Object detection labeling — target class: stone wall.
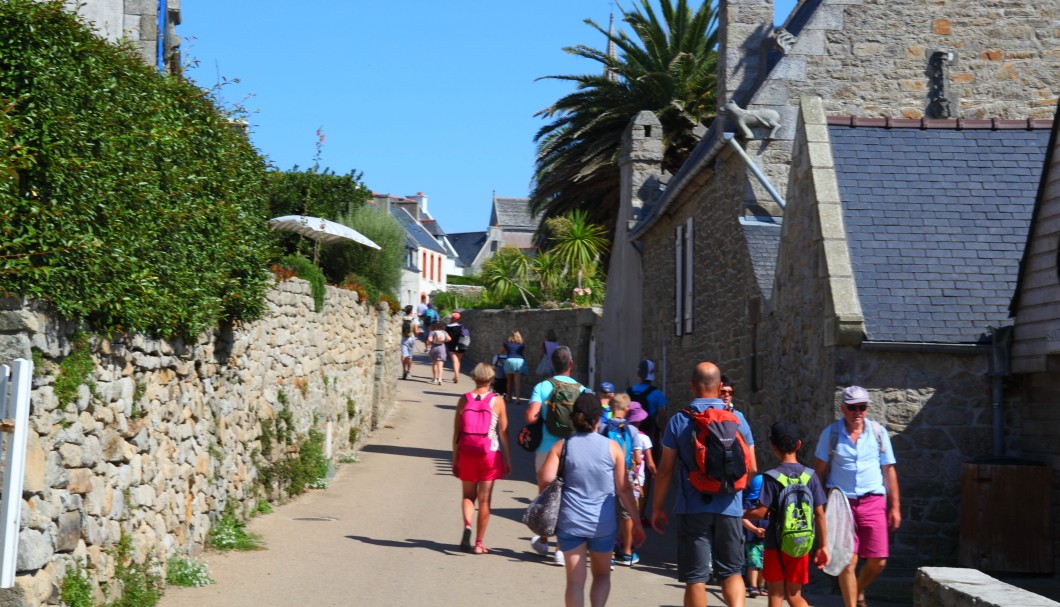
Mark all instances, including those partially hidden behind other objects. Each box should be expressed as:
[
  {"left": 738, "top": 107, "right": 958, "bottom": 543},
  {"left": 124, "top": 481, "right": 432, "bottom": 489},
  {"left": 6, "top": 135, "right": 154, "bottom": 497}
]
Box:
[
  {"left": 0, "top": 278, "right": 399, "bottom": 605},
  {"left": 457, "top": 309, "right": 597, "bottom": 389}
]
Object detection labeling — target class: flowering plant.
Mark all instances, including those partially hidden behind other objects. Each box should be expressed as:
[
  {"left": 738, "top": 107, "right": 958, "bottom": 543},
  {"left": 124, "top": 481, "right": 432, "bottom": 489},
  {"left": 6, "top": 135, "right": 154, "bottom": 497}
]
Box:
[{"left": 572, "top": 287, "right": 593, "bottom": 306}]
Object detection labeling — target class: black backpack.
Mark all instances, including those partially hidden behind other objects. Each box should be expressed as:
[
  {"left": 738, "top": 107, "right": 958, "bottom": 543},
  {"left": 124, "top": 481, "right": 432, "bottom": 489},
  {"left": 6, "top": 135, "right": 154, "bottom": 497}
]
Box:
[{"left": 401, "top": 318, "right": 413, "bottom": 337}]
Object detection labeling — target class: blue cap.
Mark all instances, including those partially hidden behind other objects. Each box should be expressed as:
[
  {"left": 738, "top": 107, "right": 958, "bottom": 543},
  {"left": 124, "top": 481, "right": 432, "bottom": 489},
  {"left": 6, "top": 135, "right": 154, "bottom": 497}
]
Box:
[{"left": 597, "top": 381, "right": 615, "bottom": 394}]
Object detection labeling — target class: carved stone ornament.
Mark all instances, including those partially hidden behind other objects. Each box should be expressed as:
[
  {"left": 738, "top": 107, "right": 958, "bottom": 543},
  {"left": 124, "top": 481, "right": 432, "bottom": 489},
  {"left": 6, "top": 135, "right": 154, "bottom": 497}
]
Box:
[
  {"left": 722, "top": 100, "right": 782, "bottom": 140},
  {"left": 775, "top": 28, "right": 796, "bottom": 54}
]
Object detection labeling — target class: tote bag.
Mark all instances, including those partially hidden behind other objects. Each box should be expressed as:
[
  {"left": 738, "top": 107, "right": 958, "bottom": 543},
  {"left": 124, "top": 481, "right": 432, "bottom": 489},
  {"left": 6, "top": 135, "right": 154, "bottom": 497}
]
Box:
[
  {"left": 522, "top": 440, "right": 567, "bottom": 536},
  {"left": 823, "top": 487, "right": 855, "bottom": 576}
]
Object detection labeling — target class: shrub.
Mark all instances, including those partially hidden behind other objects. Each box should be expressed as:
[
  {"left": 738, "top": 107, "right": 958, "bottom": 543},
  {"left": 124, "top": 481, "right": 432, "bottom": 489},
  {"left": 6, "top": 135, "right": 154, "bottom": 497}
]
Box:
[
  {"left": 165, "top": 557, "right": 214, "bottom": 588},
  {"left": 59, "top": 561, "right": 94, "bottom": 607},
  {"left": 108, "top": 533, "right": 163, "bottom": 607},
  {"left": 319, "top": 205, "right": 404, "bottom": 298},
  {"left": 207, "top": 509, "right": 263, "bottom": 551},
  {"left": 0, "top": 0, "right": 273, "bottom": 337},
  {"left": 277, "top": 255, "right": 326, "bottom": 312}
]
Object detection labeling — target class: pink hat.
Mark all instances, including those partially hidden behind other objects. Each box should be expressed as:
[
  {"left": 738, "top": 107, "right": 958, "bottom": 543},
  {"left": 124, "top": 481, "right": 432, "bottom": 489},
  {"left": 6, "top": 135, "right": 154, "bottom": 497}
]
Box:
[{"left": 627, "top": 401, "right": 648, "bottom": 424}]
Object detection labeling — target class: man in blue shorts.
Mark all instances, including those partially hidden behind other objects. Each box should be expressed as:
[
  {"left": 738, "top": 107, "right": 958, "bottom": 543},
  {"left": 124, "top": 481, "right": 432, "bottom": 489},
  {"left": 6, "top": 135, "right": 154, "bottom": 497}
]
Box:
[{"left": 652, "top": 362, "right": 757, "bottom": 607}]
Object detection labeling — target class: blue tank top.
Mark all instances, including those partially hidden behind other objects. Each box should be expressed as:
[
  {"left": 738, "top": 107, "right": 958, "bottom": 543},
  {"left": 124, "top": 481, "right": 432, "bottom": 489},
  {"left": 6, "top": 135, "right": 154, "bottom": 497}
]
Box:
[
  {"left": 557, "top": 432, "right": 617, "bottom": 538},
  {"left": 504, "top": 342, "right": 525, "bottom": 358}
]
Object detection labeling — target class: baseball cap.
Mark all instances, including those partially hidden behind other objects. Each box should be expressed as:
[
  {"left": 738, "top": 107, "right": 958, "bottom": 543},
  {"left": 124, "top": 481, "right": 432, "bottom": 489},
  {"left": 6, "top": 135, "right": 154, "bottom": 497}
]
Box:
[
  {"left": 450, "top": 312, "right": 461, "bottom": 321},
  {"left": 770, "top": 421, "right": 801, "bottom": 452},
  {"left": 637, "top": 359, "right": 656, "bottom": 381},
  {"left": 842, "top": 385, "right": 869, "bottom": 404},
  {"left": 597, "top": 381, "right": 615, "bottom": 394},
  {"left": 573, "top": 392, "right": 603, "bottom": 420},
  {"left": 627, "top": 401, "right": 648, "bottom": 424}
]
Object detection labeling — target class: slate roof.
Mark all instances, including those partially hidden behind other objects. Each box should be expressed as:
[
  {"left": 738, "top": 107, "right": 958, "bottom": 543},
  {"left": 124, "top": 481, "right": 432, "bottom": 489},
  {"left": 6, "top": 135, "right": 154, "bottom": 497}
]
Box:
[
  {"left": 829, "top": 125, "right": 1051, "bottom": 344},
  {"left": 420, "top": 218, "right": 447, "bottom": 238},
  {"left": 489, "top": 197, "right": 538, "bottom": 229},
  {"left": 448, "top": 231, "right": 487, "bottom": 268},
  {"left": 740, "top": 217, "right": 782, "bottom": 300},
  {"left": 389, "top": 206, "right": 445, "bottom": 254}
]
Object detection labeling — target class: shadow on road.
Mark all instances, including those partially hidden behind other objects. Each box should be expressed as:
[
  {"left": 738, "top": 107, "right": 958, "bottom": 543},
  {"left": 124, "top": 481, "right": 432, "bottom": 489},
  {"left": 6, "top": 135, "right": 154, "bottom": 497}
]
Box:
[
  {"left": 344, "top": 535, "right": 458, "bottom": 555},
  {"left": 433, "top": 403, "right": 456, "bottom": 411}
]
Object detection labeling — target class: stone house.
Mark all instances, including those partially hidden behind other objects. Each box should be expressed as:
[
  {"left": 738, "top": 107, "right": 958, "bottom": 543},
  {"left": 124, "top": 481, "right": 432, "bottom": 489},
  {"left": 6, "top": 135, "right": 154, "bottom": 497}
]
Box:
[
  {"left": 597, "top": 0, "right": 1059, "bottom": 568},
  {"left": 448, "top": 195, "right": 542, "bottom": 275},
  {"left": 63, "top": 0, "right": 182, "bottom": 73},
  {"left": 372, "top": 193, "right": 451, "bottom": 307},
  {"left": 1009, "top": 102, "right": 1060, "bottom": 572}
]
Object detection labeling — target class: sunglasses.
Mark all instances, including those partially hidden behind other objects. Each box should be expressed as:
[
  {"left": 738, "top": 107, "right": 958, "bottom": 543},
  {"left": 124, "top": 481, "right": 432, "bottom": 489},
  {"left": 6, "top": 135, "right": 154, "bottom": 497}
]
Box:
[
  {"left": 845, "top": 404, "right": 868, "bottom": 412},
  {"left": 720, "top": 390, "right": 734, "bottom": 396}
]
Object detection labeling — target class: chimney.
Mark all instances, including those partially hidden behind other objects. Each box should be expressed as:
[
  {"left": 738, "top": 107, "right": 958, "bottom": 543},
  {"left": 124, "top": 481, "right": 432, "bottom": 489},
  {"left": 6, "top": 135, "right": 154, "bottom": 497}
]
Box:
[
  {"left": 408, "top": 192, "right": 429, "bottom": 216},
  {"left": 717, "top": 0, "right": 774, "bottom": 107}
]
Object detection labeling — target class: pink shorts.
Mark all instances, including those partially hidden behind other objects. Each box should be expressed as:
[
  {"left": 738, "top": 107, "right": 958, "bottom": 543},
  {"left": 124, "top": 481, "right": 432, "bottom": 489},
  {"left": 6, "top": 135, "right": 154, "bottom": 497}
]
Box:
[
  {"left": 849, "top": 494, "right": 889, "bottom": 558},
  {"left": 456, "top": 450, "right": 503, "bottom": 482},
  {"left": 763, "top": 548, "right": 809, "bottom": 584}
]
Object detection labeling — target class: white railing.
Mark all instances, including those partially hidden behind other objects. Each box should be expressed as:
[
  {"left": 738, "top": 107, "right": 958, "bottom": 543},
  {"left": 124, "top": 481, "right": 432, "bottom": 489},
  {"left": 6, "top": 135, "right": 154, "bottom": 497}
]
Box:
[{"left": 0, "top": 360, "right": 32, "bottom": 588}]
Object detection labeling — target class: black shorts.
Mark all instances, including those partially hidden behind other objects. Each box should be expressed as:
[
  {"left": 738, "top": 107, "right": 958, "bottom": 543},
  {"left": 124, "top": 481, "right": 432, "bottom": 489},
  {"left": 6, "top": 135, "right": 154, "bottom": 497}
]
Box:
[{"left": 676, "top": 512, "right": 745, "bottom": 583}]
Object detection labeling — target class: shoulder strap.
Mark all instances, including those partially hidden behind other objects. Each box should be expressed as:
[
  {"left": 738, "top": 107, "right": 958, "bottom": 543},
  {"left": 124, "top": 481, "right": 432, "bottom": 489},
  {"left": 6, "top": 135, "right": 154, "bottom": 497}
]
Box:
[
  {"left": 828, "top": 419, "right": 843, "bottom": 464},
  {"left": 869, "top": 419, "right": 886, "bottom": 455}
]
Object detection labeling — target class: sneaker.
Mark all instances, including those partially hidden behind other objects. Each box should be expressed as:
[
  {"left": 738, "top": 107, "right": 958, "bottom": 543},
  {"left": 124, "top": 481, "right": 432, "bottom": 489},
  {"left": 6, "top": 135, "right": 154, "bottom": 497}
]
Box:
[
  {"left": 553, "top": 550, "right": 565, "bottom": 566},
  {"left": 402, "top": 371, "right": 409, "bottom": 380},
  {"left": 530, "top": 535, "right": 549, "bottom": 556},
  {"left": 616, "top": 553, "right": 639, "bottom": 566}
]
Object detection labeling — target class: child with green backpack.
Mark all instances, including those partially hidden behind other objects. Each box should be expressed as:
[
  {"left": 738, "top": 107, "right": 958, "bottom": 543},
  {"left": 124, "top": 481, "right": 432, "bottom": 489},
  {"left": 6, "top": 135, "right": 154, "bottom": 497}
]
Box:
[{"left": 745, "top": 421, "right": 829, "bottom": 607}]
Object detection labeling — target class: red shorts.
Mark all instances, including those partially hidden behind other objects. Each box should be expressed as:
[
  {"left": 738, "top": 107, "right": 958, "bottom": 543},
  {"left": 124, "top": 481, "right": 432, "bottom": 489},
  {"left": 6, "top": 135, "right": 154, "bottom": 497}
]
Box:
[
  {"left": 456, "top": 450, "right": 503, "bottom": 482},
  {"left": 763, "top": 548, "right": 809, "bottom": 584}
]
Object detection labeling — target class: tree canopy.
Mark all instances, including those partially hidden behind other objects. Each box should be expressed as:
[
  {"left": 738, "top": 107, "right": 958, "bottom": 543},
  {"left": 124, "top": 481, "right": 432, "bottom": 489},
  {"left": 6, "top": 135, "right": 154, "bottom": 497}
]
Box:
[{"left": 530, "top": 0, "right": 718, "bottom": 235}]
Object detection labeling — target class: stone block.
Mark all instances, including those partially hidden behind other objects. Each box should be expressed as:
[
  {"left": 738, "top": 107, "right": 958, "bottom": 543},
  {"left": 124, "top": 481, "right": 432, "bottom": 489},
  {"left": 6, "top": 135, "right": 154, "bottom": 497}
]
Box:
[
  {"left": 22, "top": 431, "right": 46, "bottom": 494},
  {"left": 55, "top": 512, "right": 81, "bottom": 553},
  {"left": 0, "top": 311, "right": 37, "bottom": 333},
  {"left": 67, "top": 469, "right": 93, "bottom": 494},
  {"left": 0, "top": 334, "right": 31, "bottom": 367},
  {"left": 16, "top": 529, "right": 52, "bottom": 572},
  {"left": 933, "top": 19, "right": 952, "bottom": 35},
  {"left": 914, "top": 567, "right": 1060, "bottom": 607}
]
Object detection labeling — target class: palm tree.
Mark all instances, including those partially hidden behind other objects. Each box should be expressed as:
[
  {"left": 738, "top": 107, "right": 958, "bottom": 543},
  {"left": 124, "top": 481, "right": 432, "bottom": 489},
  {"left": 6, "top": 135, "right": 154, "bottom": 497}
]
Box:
[
  {"left": 480, "top": 247, "right": 533, "bottom": 308},
  {"left": 531, "top": 0, "right": 718, "bottom": 232},
  {"left": 530, "top": 250, "right": 565, "bottom": 303},
  {"left": 547, "top": 210, "right": 609, "bottom": 288}
]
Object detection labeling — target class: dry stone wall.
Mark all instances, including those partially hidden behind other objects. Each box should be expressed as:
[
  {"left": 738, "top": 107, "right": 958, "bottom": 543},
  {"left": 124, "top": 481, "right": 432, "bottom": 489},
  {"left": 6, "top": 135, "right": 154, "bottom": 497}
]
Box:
[{"left": 0, "top": 278, "right": 398, "bottom": 605}]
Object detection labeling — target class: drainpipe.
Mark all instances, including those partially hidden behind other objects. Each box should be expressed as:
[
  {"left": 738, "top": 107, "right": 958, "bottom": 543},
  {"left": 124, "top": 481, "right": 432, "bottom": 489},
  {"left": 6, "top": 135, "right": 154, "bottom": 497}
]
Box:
[
  {"left": 723, "top": 133, "right": 786, "bottom": 209},
  {"left": 987, "top": 326, "right": 1013, "bottom": 458},
  {"left": 156, "top": 0, "right": 167, "bottom": 73}
]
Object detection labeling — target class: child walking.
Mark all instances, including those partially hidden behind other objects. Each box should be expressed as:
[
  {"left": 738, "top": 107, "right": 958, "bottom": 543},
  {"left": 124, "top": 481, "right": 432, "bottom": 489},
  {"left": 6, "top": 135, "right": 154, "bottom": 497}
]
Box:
[
  {"left": 743, "top": 472, "right": 768, "bottom": 598},
  {"left": 745, "top": 421, "right": 829, "bottom": 607}
]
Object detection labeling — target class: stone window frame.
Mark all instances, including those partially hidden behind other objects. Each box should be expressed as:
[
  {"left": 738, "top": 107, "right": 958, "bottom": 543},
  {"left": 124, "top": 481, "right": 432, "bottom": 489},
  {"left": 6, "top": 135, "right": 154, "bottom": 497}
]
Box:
[{"left": 674, "top": 216, "right": 694, "bottom": 335}]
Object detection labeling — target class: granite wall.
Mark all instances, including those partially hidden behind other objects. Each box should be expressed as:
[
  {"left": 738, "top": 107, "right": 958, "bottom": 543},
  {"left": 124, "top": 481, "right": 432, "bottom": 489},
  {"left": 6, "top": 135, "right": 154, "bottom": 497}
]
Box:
[{"left": 0, "top": 278, "right": 399, "bottom": 605}]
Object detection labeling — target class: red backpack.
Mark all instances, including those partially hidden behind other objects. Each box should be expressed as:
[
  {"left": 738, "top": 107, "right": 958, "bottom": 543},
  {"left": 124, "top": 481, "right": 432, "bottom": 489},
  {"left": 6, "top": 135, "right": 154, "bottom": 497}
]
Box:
[
  {"left": 458, "top": 392, "right": 495, "bottom": 456},
  {"left": 683, "top": 406, "right": 750, "bottom": 494}
]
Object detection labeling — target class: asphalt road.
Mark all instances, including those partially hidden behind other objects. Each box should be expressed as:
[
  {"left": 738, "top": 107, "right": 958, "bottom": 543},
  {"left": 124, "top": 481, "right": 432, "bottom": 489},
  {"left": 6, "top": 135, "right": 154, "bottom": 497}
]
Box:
[{"left": 159, "top": 352, "right": 890, "bottom": 607}]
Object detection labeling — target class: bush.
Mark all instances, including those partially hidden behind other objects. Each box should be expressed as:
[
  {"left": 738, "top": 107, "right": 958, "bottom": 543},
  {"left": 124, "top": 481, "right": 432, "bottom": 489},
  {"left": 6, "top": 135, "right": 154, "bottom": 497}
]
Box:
[
  {"left": 278, "top": 255, "right": 326, "bottom": 312},
  {"left": 165, "top": 557, "right": 214, "bottom": 588},
  {"left": 0, "top": 0, "right": 273, "bottom": 337},
  {"left": 318, "top": 205, "right": 404, "bottom": 298},
  {"left": 59, "top": 562, "right": 94, "bottom": 607},
  {"left": 207, "top": 509, "right": 263, "bottom": 551}
]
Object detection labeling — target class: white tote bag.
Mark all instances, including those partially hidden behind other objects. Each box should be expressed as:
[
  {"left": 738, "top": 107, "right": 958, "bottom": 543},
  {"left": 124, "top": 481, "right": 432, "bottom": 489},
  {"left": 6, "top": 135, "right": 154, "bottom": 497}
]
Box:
[{"left": 823, "top": 488, "right": 855, "bottom": 576}]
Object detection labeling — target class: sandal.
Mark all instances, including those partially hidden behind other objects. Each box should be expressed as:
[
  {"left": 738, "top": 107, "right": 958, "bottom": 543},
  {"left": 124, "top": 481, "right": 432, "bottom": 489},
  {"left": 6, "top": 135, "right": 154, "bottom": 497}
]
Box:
[
  {"left": 459, "top": 528, "right": 473, "bottom": 553},
  {"left": 473, "top": 540, "right": 489, "bottom": 554},
  {"left": 857, "top": 599, "right": 869, "bottom": 607}
]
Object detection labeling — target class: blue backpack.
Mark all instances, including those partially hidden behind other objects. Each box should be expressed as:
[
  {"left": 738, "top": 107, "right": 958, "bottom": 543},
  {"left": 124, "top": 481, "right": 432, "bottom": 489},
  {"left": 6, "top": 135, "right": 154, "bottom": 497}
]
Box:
[{"left": 600, "top": 417, "right": 635, "bottom": 469}]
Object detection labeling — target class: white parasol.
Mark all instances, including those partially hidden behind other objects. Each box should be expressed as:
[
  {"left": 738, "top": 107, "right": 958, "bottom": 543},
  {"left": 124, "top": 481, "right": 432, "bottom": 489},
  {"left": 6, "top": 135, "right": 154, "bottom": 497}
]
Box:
[{"left": 268, "top": 215, "right": 381, "bottom": 250}]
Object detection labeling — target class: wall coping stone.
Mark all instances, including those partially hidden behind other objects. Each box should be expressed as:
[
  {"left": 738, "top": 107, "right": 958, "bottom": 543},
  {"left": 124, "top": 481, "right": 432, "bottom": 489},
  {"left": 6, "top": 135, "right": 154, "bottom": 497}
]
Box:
[{"left": 914, "top": 567, "right": 1060, "bottom": 607}]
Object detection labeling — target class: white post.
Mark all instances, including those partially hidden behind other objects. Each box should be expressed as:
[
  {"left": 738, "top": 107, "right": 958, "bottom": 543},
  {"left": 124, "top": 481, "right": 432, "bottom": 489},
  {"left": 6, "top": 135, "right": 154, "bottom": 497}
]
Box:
[{"left": 0, "top": 359, "right": 33, "bottom": 588}]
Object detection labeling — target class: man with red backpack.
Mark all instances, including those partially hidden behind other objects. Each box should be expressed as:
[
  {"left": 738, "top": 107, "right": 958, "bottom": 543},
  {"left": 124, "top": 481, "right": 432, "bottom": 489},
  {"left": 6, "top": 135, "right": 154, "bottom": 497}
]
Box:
[{"left": 652, "top": 362, "right": 757, "bottom": 607}]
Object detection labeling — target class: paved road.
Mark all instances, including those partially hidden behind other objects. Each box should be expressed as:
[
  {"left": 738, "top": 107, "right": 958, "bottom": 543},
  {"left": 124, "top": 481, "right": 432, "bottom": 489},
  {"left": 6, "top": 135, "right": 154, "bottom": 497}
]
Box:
[{"left": 160, "top": 353, "right": 893, "bottom": 607}]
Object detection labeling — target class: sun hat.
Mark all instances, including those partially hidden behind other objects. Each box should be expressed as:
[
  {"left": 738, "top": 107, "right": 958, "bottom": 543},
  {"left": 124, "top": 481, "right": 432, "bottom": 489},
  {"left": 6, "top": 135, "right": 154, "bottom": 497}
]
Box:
[
  {"left": 450, "top": 312, "right": 461, "bottom": 321},
  {"left": 637, "top": 359, "right": 656, "bottom": 381},
  {"left": 627, "top": 401, "right": 648, "bottom": 424},
  {"left": 841, "top": 385, "right": 870, "bottom": 404}
]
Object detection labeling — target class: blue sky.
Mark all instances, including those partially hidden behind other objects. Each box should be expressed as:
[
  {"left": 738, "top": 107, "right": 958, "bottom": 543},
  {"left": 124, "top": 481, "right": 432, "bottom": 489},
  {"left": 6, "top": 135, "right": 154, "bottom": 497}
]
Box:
[{"left": 181, "top": 1, "right": 797, "bottom": 235}]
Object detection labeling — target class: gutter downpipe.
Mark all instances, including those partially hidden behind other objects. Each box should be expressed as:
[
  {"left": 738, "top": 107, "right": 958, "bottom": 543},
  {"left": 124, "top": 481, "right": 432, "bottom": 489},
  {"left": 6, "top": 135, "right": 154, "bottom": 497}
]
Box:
[
  {"left": 988, "top": 326, "right": 1013, "bottom": 458},
  {"left": 156, "top": 0, "right": 167, "bottom": 73},
  {"left": 723, "top": 133, "right": 786, "bottom": 209}
]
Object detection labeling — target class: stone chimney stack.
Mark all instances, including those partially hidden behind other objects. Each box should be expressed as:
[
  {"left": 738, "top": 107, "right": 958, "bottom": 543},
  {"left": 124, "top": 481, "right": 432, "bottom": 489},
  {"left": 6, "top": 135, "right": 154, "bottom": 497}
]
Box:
[
  {"left": 408, "top": 192, "right": 428, "bottom": 216},
  {"left": 620, "top": 111, "right": 665, "bottom": 222},
  {"left": 717, "top": 0, "right": 774, "bottom": 107}
]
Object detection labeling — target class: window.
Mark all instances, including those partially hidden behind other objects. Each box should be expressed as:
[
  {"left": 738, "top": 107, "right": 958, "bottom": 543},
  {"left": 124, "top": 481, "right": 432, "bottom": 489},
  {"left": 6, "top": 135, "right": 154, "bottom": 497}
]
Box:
[
  {"left": 674, "top": 217, "right": 693, "bottom": 335},
  {"left": 422, "top": 251, "right": 427, "bottom": 278}
]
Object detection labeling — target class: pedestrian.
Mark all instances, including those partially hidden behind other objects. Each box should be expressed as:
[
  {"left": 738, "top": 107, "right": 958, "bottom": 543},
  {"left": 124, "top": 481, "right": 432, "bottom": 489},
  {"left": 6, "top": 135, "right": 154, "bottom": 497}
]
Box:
[
  {"left": 651, "top": 361, "right": 757, "bottom": 607},
  {"left": 525, "top": 345, "right": 589, "bottom": 566},
  {"left": 626, "top": 399, "right": 656, "bottom": 526},
  {"left": 813, "top": 386, "right": 901, "bottom": 607},
  {"left": 425, "top": 320, "right": 450, "bottom": 385},
  {"left": 445, "top": 312, "right": 469, "bottom": 384},
  {"left": 536, "top": 328, "right": 560, "bottom": 377},
  {"left": 603, "top": 393, "right": 643, "bottom": 566},
  {"left": 596, "top": 381, "right": 616, "bottom": 419},
  {"left": 416, "top": 294, "right": 430, "bottom": 344},
  {"left": 741, "top": 472, "right": 768, "bottom": 599},
  {"left": 421, "top": 301, "right": 440, "bottom": 345},
  {"left": 399, "top": 305, "right": 420, "bottom": 381},
  {"left": 499, "top": 330, "right": 528, "bottom": 402},
  {"left": 746, "top": 421, "right": 829, "bottom": 607},
  {"left": 629, "top": 359, "right": 667, "bottom": 522},
  {"left": 453, "top": 363, "right": 511, "bottom": 554},
  {"left": 720, "top": 376, "right": 735, "bottom": 411},
  {"left": 537, "top": 392, "right": 645, "bottom": 607}
]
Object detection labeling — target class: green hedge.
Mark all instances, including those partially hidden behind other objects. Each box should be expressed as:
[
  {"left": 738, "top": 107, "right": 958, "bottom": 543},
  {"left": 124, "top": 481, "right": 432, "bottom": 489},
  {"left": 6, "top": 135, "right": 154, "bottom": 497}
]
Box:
[{"left": 0, "top": 0, "right": 273, "bottom": 337}]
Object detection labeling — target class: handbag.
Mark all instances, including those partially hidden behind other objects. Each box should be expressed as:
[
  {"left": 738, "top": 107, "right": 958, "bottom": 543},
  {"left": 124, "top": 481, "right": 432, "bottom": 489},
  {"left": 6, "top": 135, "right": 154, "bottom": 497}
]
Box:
[
  {"left": 522, "top": 440, "right": 567, "bottom": 537},
  {"left": 517, "top": 418, "right": 544, "bottom": 452}
]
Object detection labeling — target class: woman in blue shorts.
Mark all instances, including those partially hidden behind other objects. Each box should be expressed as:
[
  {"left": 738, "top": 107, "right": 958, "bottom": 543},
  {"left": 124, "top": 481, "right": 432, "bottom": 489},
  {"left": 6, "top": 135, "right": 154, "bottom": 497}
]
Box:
[
  {"left": 539, "top": 393, "right": 644, "bottom": 607},
  {"left": 498, "top": 330, "right": 528, "bottom": 401}
]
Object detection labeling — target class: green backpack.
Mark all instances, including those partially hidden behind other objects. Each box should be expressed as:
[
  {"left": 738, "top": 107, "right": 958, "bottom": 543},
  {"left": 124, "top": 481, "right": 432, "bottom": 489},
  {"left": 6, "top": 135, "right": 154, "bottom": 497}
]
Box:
[
  {"left": 543, "top": 378, "right": 583, "bottom": 438},
  {"left": 766, "top": 469, "right": 816, "bottom": 557}
]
